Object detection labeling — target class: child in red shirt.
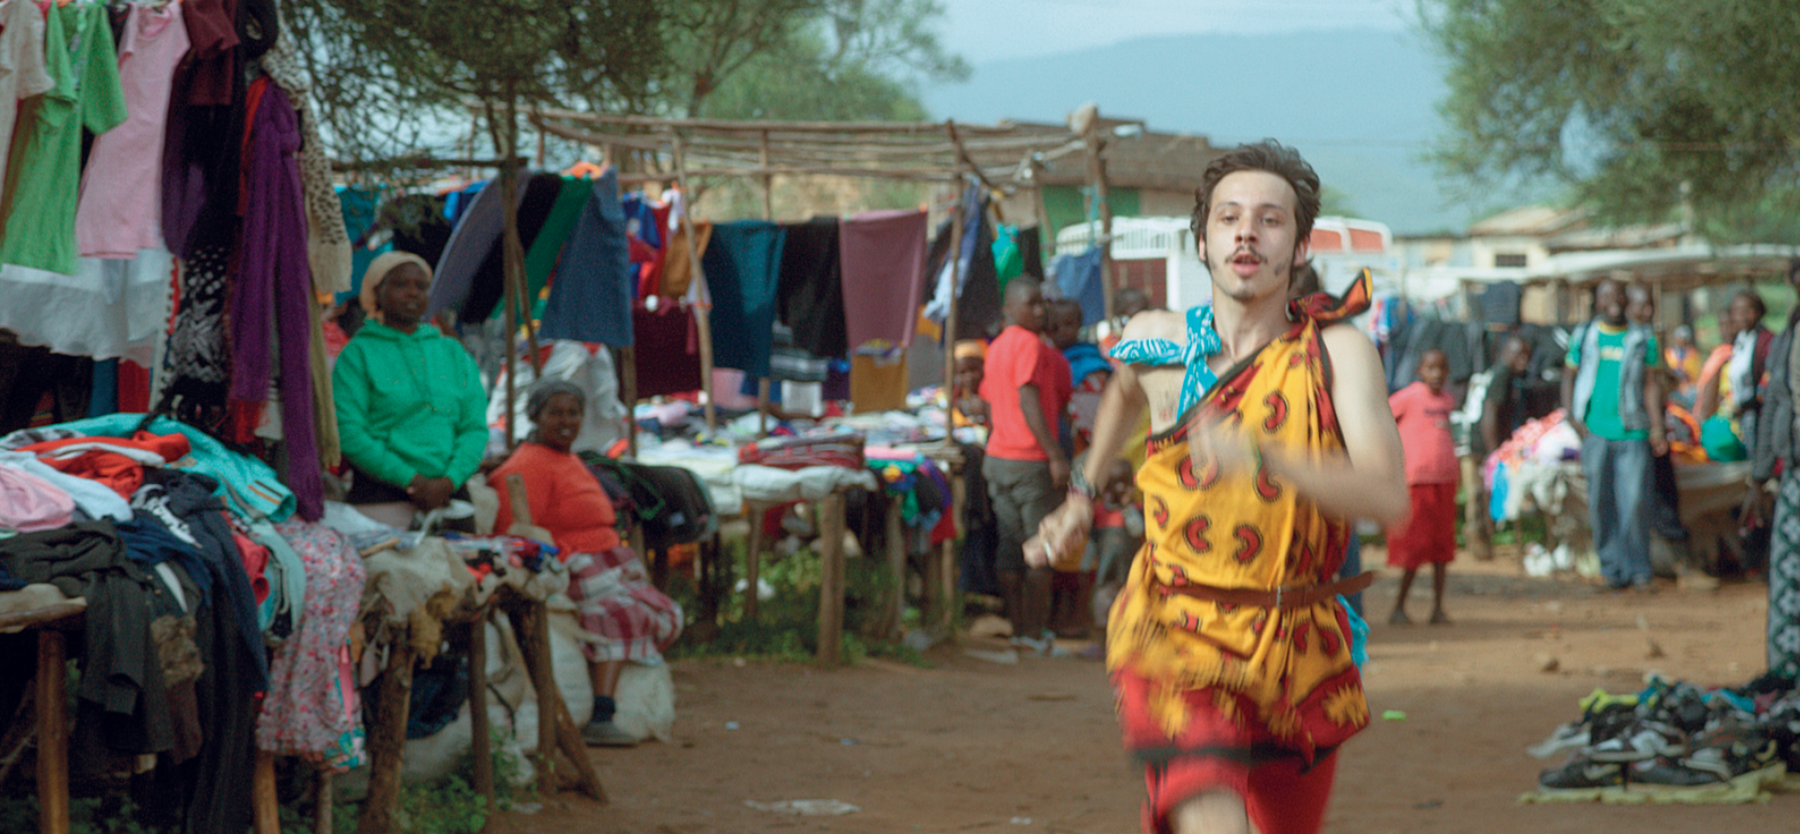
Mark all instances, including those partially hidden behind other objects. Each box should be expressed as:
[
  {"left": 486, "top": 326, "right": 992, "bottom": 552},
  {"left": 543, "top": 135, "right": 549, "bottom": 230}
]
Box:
[{"left": 1386, "top": 349, "right": 1459, "bottom": 624}]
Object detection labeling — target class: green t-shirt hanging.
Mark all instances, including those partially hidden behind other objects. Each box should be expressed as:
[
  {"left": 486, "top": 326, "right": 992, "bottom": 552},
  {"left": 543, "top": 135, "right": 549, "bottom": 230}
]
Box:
[{"left": 0, "top": 1, "right": 127, "bottom": 275}]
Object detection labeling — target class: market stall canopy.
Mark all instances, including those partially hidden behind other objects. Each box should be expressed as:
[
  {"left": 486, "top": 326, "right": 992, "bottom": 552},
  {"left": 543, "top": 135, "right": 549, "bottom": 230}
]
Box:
[
  {"left": 1522, "top": 243, "right": 1800, "bottom": 290},
  {"left": 522, "top": 108, "right": 1087, "bottom": 192}
]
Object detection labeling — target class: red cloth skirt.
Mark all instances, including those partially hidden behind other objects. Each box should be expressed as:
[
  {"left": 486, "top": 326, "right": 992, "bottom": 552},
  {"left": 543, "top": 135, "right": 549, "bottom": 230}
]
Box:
[
  {"left": 1113, "top": 667, "right": 1339, "bottom": 834},
  {"left": 1386, "top": 481, "right": 1458, "bottom": 570}
]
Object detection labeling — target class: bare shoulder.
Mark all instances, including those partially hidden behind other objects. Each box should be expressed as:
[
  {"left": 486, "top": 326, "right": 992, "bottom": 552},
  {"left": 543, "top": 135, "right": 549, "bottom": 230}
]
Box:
[
  {"left": 1121, "top": 309, "right": 1185, "bottom": 342},
  {"left": 1320, "top": 321, "right": 1381, "bottom": 376}
]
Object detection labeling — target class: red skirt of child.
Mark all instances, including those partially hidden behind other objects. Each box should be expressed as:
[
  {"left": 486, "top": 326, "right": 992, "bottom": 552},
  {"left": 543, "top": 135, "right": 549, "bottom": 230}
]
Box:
[{"left": 1386, "top": 481, "right": 1458, "bottom": 570}]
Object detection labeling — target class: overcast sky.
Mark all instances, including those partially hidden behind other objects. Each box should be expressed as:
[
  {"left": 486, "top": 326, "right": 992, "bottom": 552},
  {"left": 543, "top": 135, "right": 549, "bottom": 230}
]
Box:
[{"left": 933, "top": 0, "right": 1413, "bottom": 63}]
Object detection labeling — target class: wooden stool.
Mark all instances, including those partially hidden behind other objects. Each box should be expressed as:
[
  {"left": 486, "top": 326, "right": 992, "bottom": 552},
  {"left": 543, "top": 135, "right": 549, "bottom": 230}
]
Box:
[{"left": 1, "top": 599, "right": 88, "bottom": 834}]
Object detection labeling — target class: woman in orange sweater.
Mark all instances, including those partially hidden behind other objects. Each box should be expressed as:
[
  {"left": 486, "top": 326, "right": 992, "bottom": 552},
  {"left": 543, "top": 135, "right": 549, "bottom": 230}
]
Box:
[{"left": 490, "top": 381, "right": 683, "bottom": 747}]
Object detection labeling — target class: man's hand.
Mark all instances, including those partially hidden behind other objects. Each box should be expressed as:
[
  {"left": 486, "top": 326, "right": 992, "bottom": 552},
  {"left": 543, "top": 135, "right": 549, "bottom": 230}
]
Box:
[
  {"left": 408, "top": 475, "right": 455, "bottom": 510},
  {"left": 1048, "top": 456, "right": 1071, "bottom": 493},
  {"left": 1187, "top": 413, "right": 1259, "bottom": 480},
  {"left": 1649, "top": 434, "right": 1669, "bottom": 457},
  {"left": 1024, "top": 496, "right": 1093, "bottom": 569},
  {"left": 1741, "top": 480, "right": 1772, "bottom": 531}
]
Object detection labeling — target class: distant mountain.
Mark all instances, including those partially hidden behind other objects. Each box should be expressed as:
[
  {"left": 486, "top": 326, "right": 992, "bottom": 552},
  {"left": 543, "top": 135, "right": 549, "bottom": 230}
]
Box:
[{"left": 921, "top": 28, "right": 1534, "bottom": 236}]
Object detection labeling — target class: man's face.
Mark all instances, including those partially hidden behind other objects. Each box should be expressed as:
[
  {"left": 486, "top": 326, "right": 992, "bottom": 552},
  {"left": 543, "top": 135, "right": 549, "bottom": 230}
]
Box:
[
  {"left": 1006, "top": 284, "right": 1047, "bottom": 333},
  {"left": 1625, "top": 287, "right": 1653, "bottom": 326},
  {"left": 1595, "top": 280, "right": 1627, "bottom": 326},
  {"left": 1200, "top": 170, "right": 1308, "bottom": 305},
  {"left": 1501, "top": 339, "right": 1532, "bottom": 375}
]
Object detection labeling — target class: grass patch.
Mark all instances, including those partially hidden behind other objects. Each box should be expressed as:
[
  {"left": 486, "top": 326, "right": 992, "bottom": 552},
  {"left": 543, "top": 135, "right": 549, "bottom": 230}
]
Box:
[
  {"left": 0, "top": 727, "right": 537, "bottom": 834},
  {"left": 667, "top": 533, "right": 934, "bottom": 668}
]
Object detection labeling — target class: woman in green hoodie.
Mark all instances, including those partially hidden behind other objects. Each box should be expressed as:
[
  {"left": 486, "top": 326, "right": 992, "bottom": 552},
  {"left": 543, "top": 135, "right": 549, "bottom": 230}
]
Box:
[{"left": 333, "top": 252, "right": 488, "bottom": 528}]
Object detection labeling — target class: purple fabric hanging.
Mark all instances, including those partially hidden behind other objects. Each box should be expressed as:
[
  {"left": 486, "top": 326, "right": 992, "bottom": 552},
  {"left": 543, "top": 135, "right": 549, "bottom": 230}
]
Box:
[
  {"left": 839, "top": 208, "right": 928, "bottom": 350},
  {"left": 230, "top": 82, "right": 322, "bottom": 519}
]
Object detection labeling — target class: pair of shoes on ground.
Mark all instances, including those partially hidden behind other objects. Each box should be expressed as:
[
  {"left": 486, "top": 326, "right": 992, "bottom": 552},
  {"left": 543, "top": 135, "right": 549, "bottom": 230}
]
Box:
[
  {"left": 1539, "top": 716, "right": 1778, "bottom": 792},
  {"left": 1386, "top": 609, "right": 1450, "bottom": 626},
  {"left": 1008, "top": 631, "right": 1070, "bottom": 658},
  {"left": 582, "top": 720, "right": 639, "bottom": 747}
]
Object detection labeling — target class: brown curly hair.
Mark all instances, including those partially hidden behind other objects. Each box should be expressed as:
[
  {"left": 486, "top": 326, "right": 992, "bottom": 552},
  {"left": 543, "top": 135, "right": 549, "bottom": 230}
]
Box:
[{"left": 1189, "top": 140, "right": 1322, "bottom": 247}]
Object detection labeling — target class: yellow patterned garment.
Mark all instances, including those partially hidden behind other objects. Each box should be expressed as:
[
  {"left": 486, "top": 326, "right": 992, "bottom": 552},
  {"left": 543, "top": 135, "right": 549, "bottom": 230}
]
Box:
[{"left": 1107, "top": 289, "right": 1370, "bottom": 763}]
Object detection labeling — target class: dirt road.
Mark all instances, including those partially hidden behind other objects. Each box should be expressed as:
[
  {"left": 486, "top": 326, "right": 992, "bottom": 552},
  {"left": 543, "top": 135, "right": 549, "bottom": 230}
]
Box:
[{"left": 490, "top": 554, "right": 1794, "bottom": 833}]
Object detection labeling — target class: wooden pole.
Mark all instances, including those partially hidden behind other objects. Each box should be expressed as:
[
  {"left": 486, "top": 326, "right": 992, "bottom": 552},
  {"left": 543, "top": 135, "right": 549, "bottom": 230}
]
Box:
[
  {"left": 877, "top": 494, "right": 905, "bottom": 639},
  {"left": 941, "top": 458, "right": 965, "bottom": 633},
  {"left": 36, "top": 630, "right": 67, "bottom": 834},
  {"left": 817, "top": 491, "right": 847, "bottom": 666},
  {"left": 314, "top": 769, "right": 334, "bottom": 834},
  {"left": 467, "top": 611, "right": 494, "bottom": 831},
  {"left": 942, "top": 122, "right": 969, "bottom": 445},
  {"left": 757, "top": 136, "right": 773, "bottom": 435},
  {"left": 759, "top": 129, "right": 774, "bottom": 221},
  {"left": 1085, "top": 116, "right": 1116, "bottom": 320},
  {"left": 744, "top": 501, "right": 765, "bottom": 623},
  {"left": 489, "top": 96, "right": 522, "bottom": 447},
  {"left": 1033, "top": 170, "right": 1054, "bottom": 260},
  {"left": 523, "top": 106, "right": 1028, "bottom": 136},
  {"left": 618, "top": 345, "right": 639, "bottom": 457},
  {"left": 355, "top": 640, "right": 414, "bottom": 834},
  {"left": 504, "top": 97, "right": 543, "bottom": 378},
  {"left": 672, "top": 134, "right": 718, "bottom": 432},
  {"left": 253, "top": 752, "right": 279, "bottom": 834},
  {"left": 503, "top": 599, "right": 605, "bottom": 801}
]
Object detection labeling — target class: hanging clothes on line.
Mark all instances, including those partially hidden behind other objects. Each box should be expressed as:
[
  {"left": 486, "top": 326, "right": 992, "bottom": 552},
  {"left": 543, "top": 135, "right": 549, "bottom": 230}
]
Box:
[
  {"left": 230, "top": 78, "right": 324, "bottom": 519},
  {"left": 1017, "top": 225, "right": 1045, "bottom": 283},
  {"left": 839, "top": 207, "right": 928, "bottom": 352},
  {"left": 0, "top": 0, "right": 127, "bottom": 274},
  {"left": 424, "top": 170, "right": 526, "bottom": 320},
  {"left": 0, "top": 0, "right": 53, "bottom": 205},
  {"left": 660, "top": 186, "right": 709, "bottom": 299},
  {"left": 620, "top": 190, "right": 666, "bottom": 297},
  {"left": 0, "top": 253, "right": 174, "bottom": 365},
  {"left": 457, "top": 171, "right": 563, "bottom": 324},
  {"left": 921, "top": 186, "right": 991, "bottom": 325},
  {"left": 1049, "top": 246, "right": 1105, "bottom": 326},
  {"left": 632, "top": 301, "right": 704, "bottom": 399},
  {"left": 922, "top": 194, "right": 1002, "bottom": 340},
  {"left": 260, "top": 32, "right": 351, "bottom": 296},
  {"left": 702, "top": 220, "right": 785, "bottom": 379},
  {"left": 385, "top": 192, "right": 454, "bottom": 267},
  {"left": 75, "top": 0, "right": 189, "bottom": 260},
  {"left": 776, "top": 216, "right": 846, "bottom": 359},
  {"left": 522, "top": 175, "right": 595, "bottom": 311},
  {"left": 161, "top": 0, "right": 248, "bottom": 258},
  {"left": 541, "top": 167, "right": 634, "bottom": 348}
]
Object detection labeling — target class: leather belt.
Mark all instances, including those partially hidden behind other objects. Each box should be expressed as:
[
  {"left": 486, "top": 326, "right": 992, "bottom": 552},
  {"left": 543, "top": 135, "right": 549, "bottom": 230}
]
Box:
[{"left": 1162, "top": 571, "right": 1375, "bottom": 611}]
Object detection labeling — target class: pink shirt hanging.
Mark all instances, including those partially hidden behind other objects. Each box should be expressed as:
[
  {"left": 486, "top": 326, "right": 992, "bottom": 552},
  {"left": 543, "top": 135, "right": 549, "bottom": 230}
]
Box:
[{"left": 75, "top": 1, "right": 190, "bottom": 258}]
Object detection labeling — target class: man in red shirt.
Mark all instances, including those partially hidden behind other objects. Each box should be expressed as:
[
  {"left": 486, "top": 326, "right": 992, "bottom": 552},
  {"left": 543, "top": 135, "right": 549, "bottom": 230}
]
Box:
[{"left": 979, "top": 277, "right": 1072, "bottom": 651}]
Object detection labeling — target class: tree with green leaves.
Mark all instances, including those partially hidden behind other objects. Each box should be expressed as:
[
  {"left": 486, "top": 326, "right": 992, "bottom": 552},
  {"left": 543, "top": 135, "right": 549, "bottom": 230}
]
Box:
[
  {"left": 285, "top": 0, "right": 663, "bottom": 166},
  {"left": 1422, "top": 0, "right": 1800, "bottom": 242},
  {"left": 657, "top": 0, "right": 967, "bottom": 121}
]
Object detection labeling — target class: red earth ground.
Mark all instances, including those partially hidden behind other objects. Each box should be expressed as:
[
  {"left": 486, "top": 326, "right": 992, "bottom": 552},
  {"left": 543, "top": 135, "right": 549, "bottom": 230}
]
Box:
[{"left": 487, "top": 550, "right": 1795, "bottom": 833}]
